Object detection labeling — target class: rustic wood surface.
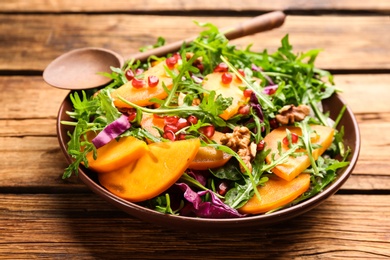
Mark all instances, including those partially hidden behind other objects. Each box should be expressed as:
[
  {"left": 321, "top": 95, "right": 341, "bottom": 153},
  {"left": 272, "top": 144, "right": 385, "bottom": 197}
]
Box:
[{"left": 0, "top": 1, "right": 389, "bottom": 259}]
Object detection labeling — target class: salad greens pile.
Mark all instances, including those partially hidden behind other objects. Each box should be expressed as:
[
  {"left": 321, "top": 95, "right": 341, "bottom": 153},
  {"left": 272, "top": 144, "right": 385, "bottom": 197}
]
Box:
[{"left": 61, "top": 22, "right": 350, "bottom": 218}]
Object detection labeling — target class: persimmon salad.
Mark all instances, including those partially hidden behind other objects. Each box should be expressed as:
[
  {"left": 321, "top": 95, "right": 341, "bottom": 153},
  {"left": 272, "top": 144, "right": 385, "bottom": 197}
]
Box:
[{"left": 61, "top": 23, "right": 350, "bottom": 218}]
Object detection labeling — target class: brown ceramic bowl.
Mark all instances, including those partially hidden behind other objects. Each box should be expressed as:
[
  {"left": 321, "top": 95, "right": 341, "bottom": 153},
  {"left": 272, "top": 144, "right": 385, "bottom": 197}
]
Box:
[{"left": 57, "top": 93, "right": 360, "bottom": 231}]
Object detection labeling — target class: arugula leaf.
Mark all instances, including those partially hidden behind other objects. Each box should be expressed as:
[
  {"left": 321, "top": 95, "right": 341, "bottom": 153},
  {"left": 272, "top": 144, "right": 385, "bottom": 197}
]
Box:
[{"left": 199, "top": 91, "right": 232, "bottom": 118}]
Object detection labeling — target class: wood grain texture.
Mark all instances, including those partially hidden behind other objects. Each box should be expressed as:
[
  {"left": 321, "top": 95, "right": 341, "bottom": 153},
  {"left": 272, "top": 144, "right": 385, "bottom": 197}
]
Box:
[
  {"left": 0, "top": 15, "right": 389, "bottom": 71},
  {"left": 0, "top": 194, "right": 389, "bottom": 259},
  {"left": 2, "top": 0, "right": 390, "bottom": 12},
  {"left": 1, "top": 2, "right": 389, "bottom": 258}
]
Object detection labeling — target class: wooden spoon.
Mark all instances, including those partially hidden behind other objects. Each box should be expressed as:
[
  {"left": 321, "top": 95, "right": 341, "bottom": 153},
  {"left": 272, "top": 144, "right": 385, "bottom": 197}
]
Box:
[{"left": 43, "top": 11, "right": 285, "bottom": 90}]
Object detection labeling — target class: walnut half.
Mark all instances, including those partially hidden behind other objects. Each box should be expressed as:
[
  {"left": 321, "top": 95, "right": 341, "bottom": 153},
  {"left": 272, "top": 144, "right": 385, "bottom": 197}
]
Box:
[
  {"left": 275, "top": 104, "right": 310, "bottom": 125},
  {"left": 220, "top": 126, "right": 256, "bottom": 174}
]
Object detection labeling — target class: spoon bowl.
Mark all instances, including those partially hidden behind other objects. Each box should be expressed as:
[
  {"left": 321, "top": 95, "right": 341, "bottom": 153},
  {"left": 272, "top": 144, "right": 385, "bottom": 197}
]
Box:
[
  {"left": 43, "top": 11, "right": 286, "bottom": 90},
  {"left": 43, "top": 47, "right": 123, "bottom": 90}
]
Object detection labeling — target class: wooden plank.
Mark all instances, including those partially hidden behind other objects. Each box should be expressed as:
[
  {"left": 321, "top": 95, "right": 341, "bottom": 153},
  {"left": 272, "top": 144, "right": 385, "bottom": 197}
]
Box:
[
  {"left": 0, "top": 15, "right": 389, "bottom": 71},
  {"left": 0, "top": 76, "right": 68, "bottom": 120},
  {"left": 0, "top": 194, "right": 389, "bottom": 258},
  {"left": 2, "top": 0, "right": 390, "bottom": 13}
]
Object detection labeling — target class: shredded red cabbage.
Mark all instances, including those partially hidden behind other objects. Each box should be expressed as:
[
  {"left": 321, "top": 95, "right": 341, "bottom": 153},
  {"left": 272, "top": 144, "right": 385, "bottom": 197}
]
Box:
[
  {"left": 92, "top": 114, "right": 130, "bottom": 149},
  {"left": 249, "top": 92, "right": 265, "bottom": 132},
  {"left": 251, "top": 64, "right": 274, "bottom": 85},
  {"left": 263, "top": 84, "right": 278, "bottom": 95},
  {"left": 176, "top": 183, "right": 246, "bottom": 218},
  {"left": 186, "top": 170, "right": 207, "bottom": 186}
]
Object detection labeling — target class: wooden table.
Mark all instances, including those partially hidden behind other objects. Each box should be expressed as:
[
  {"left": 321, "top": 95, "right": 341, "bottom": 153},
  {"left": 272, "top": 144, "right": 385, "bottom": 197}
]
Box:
[{"left": 1, "top": 1, "right": 389, "bottom": 259}]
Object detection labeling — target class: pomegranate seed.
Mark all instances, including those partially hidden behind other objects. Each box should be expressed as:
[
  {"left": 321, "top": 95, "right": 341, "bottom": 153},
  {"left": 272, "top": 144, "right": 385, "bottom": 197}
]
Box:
[
  {"left": 199, "top": 125, "right": 215, "bottom": 139},
  {"left": 243, "top": 89, "right": 253, "bottom": 98},
  {"left": 221, "top": 72, "right": 233, "bottom": 84},
  {"left": 213, "top": 63, "right": 228, "bottom": 73},
  {"left": 148, "top": 75, "right": 159, "bottom": 88},
  {"left": 128, "top": 111, "right": 137, "bottom": 122},
  {"left": 125, "top": 69, "right": 134, "bottom": 81},
  {"left": 164, "top": 124, "right": 178, "bottom": 133},
  {"left": 238, "top": 105, "right": 250, "bottom": 115},
  {"left": 283, "top": 133, "right": 299, "bottom": 146},
  {"left": 269, "top": 118, "right": 279, "bottom": 129},
  {"left": 135, "top": 68, "right": 144, "bottom": 75},
  {"left": 257, "top": 140, "right": 265, "bottom": 151},
  {"left": 132, "top": 78, "right": 145, "bottom": 89},
  {"left": 187, "top": 115, "right": 198, "bottom": 125},
  {"left": 218, "top": 181, "right": 229, "bottom": 196},
  {"left": 163, "top": 130, "right": 176, "bottom": 141},
  {"left": 176, "top": 118, "right": 189, "bottom": 130},
  {"left": 238, "top": 69, "right": 245, "bottom": 77},
  {"left": 235, "top": 69, "right": 245, "bottom": 82},
  {"left": 173, "top": 52, "right": 181, "bottom": 61},
  {"left": 195, "top": 63, "right": 204, "bottom": 73},
  {"left": 164, "top": 116, "right": 179, "bottom": 126},
  {"left": 166, "top": 56, "right": 178, "bottom": 69},
  {"left": 177, "top": 133, "right": 187, "bottom": 140}
]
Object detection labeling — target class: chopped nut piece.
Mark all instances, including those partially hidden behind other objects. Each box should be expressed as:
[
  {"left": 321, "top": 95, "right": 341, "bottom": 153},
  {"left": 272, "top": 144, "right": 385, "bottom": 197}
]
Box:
[
  {"left": 220, "top": 126, "right": 256, "bottom": 173},
  {"left": 275, "top": 104, "right": 310, "bottom": 125}
]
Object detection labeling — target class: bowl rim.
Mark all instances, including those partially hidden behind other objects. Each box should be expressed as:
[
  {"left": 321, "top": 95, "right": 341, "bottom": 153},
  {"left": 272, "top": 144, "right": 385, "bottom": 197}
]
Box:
[{"left": 56, "top": 92, "right": 360, "bottom": 230}]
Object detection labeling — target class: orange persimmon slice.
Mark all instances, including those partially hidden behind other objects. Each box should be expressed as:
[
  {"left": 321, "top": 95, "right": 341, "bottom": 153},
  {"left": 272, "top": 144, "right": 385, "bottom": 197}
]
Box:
[
  {"left": 98, "top": 138, "right": 200, "bottom": 202},
  {"left": 188, "top": 131, "right": 232, "bottom": 170},
  {"left": 86, "top": 136, "right": 149, "bottom": 173},
  {"left": 112, "top": 61, "right": 174, "bottom": 108},
  {"left": 264, "top": 125, "right": 334, "bottom": 181},
  {"left": 239, "top": 173, "right": 311, "bottom": 214},
  {"left": 202, "top": 72, "right": 247, "bottom": 120},
  {"left": 140, "top": 113, "right": 165, "bottom": 139}
]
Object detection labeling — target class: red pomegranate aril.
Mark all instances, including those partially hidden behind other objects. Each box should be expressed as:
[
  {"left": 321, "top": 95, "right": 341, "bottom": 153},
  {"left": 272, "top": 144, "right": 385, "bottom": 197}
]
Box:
[
  {"left": 163, "top": 130, "right": 176, "bottom": 141},
  {"left": 148, "top": 75, "right": 159, "bottom": 88},
  {"left": 173, "top": 52, "right": 181, "bottom": 61},
  {"left": 213, "top": 62, "right": 228, "bottom": 73},
  {"left": 257, "top": 140, "right": 265, "bottom": 151},
  {"left": 218, "top": 181, "right": 229, "bottom": 196},
  {"left": 164, "top": 116, "right": 179, "bottom": 126},
  {"left": 166, "top": 56, "right": 178, "bottom": 69},
  {"left": 195, "top": 63, "right": 204, "bottom": 73},
  {"left": 243, "top": 89, "right": 253, "bottom": 98},
  {"left": 132, "top": 78, "right": 145, "bottom": 89},
  {"left": 283, "top": 133, "right": 299, "bottom": 146},
  {"left": 176, "top": 118, "right": 189, "bottom": 130},
  {"left": 187, "top": 115, "right": 198, "bottom": 125},
  {"left": 199, "top": 125, "right": 215, "bottom": 139},
  {"left": 128, "top": 112, "right": 137, "bottom": 122},
  {"left": 177, "top": 133, "right": 187, "bottom": 140},
  {"left": 221, "top": 72, "right": 233, "bottom": 84},
  {"left": 164, "top": 124, "right": 178, "bottom": 133},
  {"left": 269, "top": 118, "right": 279, "bottom": 129},
  {"left": 135, "top": 68, "right": 144, "bottom": 75},
  {"left": 235, "top": 69, "right": 245, "bottom": 82},
  {"left": 125, "top": 69, "right": 135, "bottom": 81},
  {"left": 238, "top": 105, "right": 250, "bottom": 115}
]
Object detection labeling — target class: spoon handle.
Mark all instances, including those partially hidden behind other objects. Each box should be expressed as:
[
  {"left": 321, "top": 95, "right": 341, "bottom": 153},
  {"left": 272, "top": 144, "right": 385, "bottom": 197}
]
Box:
[{"left": 130, "top": 11, "right": 285, "bottom": 61}]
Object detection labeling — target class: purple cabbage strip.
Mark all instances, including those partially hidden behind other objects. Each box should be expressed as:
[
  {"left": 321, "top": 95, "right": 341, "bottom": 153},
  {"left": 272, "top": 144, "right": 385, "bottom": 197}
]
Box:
[
  {"left": 251, "top": 64, "right": 274, "bottom": 85},
  {"left": 249, "top": 92, "right": 265, "bottom": 132},
  {"left": 186, "top": 170, "right": 207, "bottom": 186},
  {"left": 92, "top": 114, "right": 131, "bottom": 149},
  {"left": 249, "top": 92, "right": 264, "bottom": 122},
  {"left": 176, "top": 183, "right": 246, "bottom": 218},
  {"left": 263, "top": 84, "right": 278, "bottom": 95}
]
